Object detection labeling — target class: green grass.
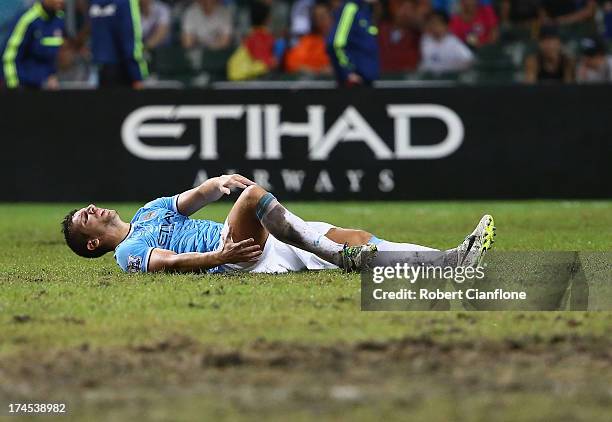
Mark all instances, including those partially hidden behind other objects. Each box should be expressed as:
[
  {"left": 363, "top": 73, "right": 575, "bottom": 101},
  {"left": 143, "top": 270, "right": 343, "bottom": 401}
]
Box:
[{"left": 0, "top": 201, "right": 611, "bottom": 421}]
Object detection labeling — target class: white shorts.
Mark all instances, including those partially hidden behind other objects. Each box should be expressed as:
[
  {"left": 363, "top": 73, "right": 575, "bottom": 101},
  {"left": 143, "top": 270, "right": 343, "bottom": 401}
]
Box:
[{"left": 216, "top": 221, "right": 338, "bottom": 273}]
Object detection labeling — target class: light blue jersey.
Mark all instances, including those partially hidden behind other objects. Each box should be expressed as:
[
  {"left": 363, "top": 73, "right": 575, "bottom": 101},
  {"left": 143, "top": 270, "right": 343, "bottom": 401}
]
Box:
[{"left": 114, "top": 196, "right": 223, "bottom": 273}]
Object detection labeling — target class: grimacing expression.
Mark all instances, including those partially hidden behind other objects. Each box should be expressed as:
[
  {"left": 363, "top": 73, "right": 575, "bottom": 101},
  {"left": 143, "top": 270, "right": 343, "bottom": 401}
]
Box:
[{"left": 72, "top": 204, "right": 119, "bottom": 244}]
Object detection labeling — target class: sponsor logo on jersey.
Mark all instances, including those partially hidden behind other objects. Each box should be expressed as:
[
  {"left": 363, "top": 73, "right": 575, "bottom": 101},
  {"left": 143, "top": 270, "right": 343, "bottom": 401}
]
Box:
[
  {"left": 127, "top": 255, "right": 142, "bottom": 273},
  {"left": 141, "top": 211, "right": 158, "bottom": 222}
]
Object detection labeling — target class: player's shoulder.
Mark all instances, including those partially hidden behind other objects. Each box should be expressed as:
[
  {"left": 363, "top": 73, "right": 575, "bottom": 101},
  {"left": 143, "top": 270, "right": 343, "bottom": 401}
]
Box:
[
  {"left": 114, "top": 237, "right": 153, "bottom": 273},
  {"left": 131, "top": 195, "right": 180, "bottom": 223},
  {"left": 143, "top": 195, "right": 179, "bottom": 212}
]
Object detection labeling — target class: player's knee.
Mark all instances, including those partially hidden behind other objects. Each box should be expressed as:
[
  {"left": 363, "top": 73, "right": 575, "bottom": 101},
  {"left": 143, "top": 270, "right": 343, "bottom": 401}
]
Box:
[{"left": 240, "top": 185, "right": 268, "bottom": 206}]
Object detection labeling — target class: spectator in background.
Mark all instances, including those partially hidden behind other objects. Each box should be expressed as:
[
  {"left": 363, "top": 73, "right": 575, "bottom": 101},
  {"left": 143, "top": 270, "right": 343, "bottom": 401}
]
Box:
[
  {"left": 56, "top": 0, "right": 92, "bottom": 85},
  {"left": 449, "top": 0, "right": 499, "bottom": 48},
  {"left": 285, "top": 1, "right": 332, "bottom": 75},
  {"left": 388, "top": 0, "right": 430, "bottom": 25},
  {"left": 420, "top": 10, "right": 474, "bottom": 73},
  {"left": 236, "top": 0, "right": 290, "bottom": 38},
  {"left": 378, "top": 0, "right": 422, "bottom": 73},
  {"left": 89, "top": 0, "right": 148, "bottom": 88},
  {"left": 227, "top": 0, "right": 277, "bottom": 80},
  {"left": 499, "top": 0, "right": 540, "bottom": 26},
  {"left": 327, "top": 0, "right": 379, "bottom": 86},
  {"left": 181, "top": 0, "right": 232, "bottom": 50},
  {"left": 576, "top": 36, "right": 612, "bottom": 82},
  {"left": 262, "top": 0, "right": 291, "bottom": 36},
  {"left": 57, "top": 39, "right": 93, "bottom": 84},
  {"left": 290, "top": 0, "right": 315, "bottom": 39},
  {"left": 140, "top": 0, "right": 171, "bottom": 50},
  {"left": 0, "top": 0, "right": 65, "bottom": 90},
  {"left": 539, "top": 0, "right": 596, "bottom": 26},
  {"left": 524, "top": 25, "right": 574, "bottom": 83}
]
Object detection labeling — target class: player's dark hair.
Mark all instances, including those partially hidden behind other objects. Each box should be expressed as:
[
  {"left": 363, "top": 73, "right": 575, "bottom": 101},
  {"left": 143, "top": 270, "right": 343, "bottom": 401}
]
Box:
[
  {"left": 61, "top": 209, "right": 108, "bottom": 258},
  {"left": 250, "top": 1, "right": 270, "bottom": 27}
]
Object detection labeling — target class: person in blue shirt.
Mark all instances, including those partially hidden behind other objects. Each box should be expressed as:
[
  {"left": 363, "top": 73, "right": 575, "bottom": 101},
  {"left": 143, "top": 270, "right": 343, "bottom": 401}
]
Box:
[
  {"left": 327, "top": 0, "right": 380, "bottom": 86},
  {"left": 0, "top": 0, "right": 65, "bottom": 89},
  {"left": 61, "top": 174, "right": 496, "bottom": 275},
  {"left": 88, "top": 0, "right": 148, "bottom": 88}
]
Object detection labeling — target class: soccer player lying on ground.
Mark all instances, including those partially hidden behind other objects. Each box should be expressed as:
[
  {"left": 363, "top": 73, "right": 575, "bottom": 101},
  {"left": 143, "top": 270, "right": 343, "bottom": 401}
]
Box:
[{"left": 61, "top": 174, "right": 496, "bottom": 273}]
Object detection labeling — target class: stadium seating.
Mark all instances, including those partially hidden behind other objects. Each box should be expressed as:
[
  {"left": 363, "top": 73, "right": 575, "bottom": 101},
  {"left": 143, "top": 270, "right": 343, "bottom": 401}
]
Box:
[{"left": 73, "top": 0, "right": 612, "bottom": 87}]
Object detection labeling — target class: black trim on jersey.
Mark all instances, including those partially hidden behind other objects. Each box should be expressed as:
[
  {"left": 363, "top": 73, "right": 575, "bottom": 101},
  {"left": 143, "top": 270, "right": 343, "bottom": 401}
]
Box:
[
  {"left": 174, "top": 193, "right": 184, "bottom": 216},
  {"left": 145, "top": 247, "right": 155, "bottom": 273}
]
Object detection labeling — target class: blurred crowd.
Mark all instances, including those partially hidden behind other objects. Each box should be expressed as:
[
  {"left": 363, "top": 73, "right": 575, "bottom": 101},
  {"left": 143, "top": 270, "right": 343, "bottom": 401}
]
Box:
[{"left": 1, "top": 0, "right": 612, "bottom": 88}]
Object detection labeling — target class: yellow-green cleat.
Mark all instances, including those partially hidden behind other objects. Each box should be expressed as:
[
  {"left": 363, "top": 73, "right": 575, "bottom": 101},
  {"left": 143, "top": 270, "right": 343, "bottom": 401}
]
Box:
[
  {"left": 340, "top": 243, "right": 378, "bottom": 272},
  {"left": 456, "top": 214, "right": 496, "bottom": 267}
]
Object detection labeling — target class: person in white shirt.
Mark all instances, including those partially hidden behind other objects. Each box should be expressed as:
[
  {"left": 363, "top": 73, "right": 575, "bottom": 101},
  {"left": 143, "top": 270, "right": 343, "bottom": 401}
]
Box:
[
  {"left": 290, "top": 0, "right": 314, "bottom": 39},
  {"left": 181, "top": 0, "right": 233, "bottom": 50},
  {"left": 140, "top": 0, "right": 171, "bottom": 50},
  {"left": 576, "top": 36, "right": 612, "bottom": 84},
  {"left": 420, "top": 10, "right": 474, "bottom": 74}
]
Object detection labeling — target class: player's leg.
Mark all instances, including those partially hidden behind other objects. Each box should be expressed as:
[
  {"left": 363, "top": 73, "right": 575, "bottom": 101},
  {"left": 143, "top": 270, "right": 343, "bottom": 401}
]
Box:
[
  {"left": 251, "top": 188, "right": 350, "bottom": 266},
  {"left": 249, "top": 187, "right": 443, "bottom": 270},
  {"left": 323, "top": 228, "right": 371, "bottom": 246},
  {"left": 224, "top": 186, "right": 270, "bottom": 249},
  {"left": 224, "top": 186, "right": 348, "bottom": 267},
  {"left": 323, "top": 227, "right": 448, "bottom": 268},
  {"left": 325, "top": 228, "right": 438, "bottom": 252},
  {"left": 230, "top": 187, "right": 495, "bottom": 271},
  {"left": 322, "top": 217, "right": 496, "bottom": 269}
]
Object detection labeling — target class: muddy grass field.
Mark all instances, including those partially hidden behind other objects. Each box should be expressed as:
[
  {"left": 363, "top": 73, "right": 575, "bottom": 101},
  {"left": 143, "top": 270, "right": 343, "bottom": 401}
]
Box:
[{"left": 1, "top": 201, "right": 611, "bottom": 421}]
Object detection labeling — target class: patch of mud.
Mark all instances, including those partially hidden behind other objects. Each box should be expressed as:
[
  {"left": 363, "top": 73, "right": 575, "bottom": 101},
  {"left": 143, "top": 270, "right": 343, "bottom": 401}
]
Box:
[
  {"left": 1, "top": 334, "right": 611, "bottom": 420},
  {"left": 0, "top": 333, "right": 610, "bottom": 393}
]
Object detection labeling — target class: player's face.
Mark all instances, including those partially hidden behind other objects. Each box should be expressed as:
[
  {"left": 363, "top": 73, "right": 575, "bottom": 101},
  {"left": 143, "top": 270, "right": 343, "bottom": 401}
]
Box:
[{"left": 72, "top": 204, "right": 118, "bottom": 238}]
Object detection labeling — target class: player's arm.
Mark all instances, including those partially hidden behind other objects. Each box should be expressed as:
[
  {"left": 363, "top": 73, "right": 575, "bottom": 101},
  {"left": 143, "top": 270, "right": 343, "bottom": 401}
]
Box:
[
  {"left": 331, "top": 2, "right": 358, "bottom": 82},
  {"left": 176, "top": 174, "right": 255, "bottom": 216},
  {"left": 116, "top": 0, "right": 148, "bottom": 84},
  {"left": 2, "top": 11, "right": 36, "bottom": 89},
  {"left": 148, "top": 230, "right": 262, "bottom": 273}
]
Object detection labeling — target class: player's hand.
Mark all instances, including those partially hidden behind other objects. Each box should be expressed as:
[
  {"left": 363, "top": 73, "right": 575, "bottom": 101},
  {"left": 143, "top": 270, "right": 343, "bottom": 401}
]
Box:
[
  {"left": 216, "top": 174, "right": 256, "bottom": 195},
  {"left": 217, "top": 226, "right": 262, "bottom": 264}
]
